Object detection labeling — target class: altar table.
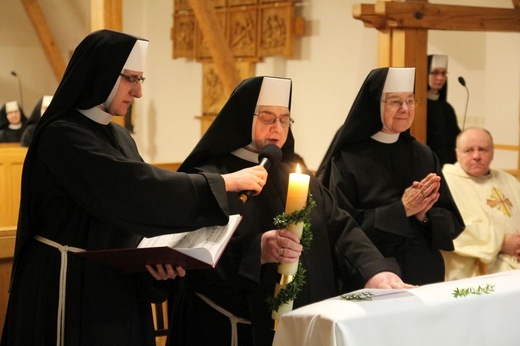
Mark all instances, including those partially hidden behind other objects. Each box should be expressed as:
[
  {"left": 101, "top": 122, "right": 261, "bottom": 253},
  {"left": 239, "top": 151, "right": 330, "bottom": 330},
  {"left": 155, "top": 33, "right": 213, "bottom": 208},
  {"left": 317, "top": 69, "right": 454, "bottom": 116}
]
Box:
[{"left": 273, "top": 271, "right": 520, "bottom": 346}]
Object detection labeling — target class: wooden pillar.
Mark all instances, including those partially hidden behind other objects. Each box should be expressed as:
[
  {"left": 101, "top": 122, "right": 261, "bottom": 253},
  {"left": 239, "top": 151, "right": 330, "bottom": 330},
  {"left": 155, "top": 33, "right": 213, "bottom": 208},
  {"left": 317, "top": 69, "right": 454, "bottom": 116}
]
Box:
[{"left": 90, "top": 0, "right": 122, "bottom": 31}]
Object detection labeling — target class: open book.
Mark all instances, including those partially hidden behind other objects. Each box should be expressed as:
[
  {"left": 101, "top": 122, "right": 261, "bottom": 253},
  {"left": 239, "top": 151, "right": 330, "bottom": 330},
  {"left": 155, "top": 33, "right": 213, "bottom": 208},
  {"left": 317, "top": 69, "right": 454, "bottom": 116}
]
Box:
[{"left": 76, "top": 214, "right": 242, "bottom": 272}]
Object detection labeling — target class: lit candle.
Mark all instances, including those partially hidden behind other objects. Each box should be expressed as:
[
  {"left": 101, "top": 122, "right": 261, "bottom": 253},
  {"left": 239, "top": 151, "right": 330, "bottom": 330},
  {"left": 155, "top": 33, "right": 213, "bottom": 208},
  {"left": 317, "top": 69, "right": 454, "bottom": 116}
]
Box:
[
  {"left": 285, "top": 164, "right": 311, "bottom": 214},
  {"left": 278, "top": 164, "right": 310, "bottom": 276}
]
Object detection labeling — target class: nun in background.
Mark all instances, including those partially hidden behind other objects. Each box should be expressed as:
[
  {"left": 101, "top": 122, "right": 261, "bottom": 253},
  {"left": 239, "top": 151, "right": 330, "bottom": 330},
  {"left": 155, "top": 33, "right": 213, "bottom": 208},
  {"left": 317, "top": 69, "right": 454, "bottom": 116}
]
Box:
[
  {"left": 170, "top": 76, "right": 413, "bottom": 346},
  {"left": 317, "top": 67, "right": 464, "bottom": 288},
  {"left": 0, "top": 100, "right": 27, "bottom": 142},
  {"left": 1, "top": 30, "right": 266, "bottom": 346},
  {"left": 20, "top": 95, "right": 53, "bottom": 147},
  {"left": 426, "top": 54, "right": 461, "bottom": 165}
]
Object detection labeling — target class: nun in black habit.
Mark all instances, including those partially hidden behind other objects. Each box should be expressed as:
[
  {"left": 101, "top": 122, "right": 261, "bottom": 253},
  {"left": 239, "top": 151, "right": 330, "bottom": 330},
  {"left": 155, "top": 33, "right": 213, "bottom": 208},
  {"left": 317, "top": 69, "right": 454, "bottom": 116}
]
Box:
[
  {"left": 426, "top": 54, "right": 461, "bottom": 165},
  {"left": 1, "top": 30, "right": 266, "bottom": 346},
  {"left": 169, "top": 76, "right": 411, "bottom": 346},
  {"left": 317, "top": 67, "right": 464, "bottom": 287},
  {"left": 0, "top": 100, "right": 27, "bottom": 142},
  {"left": 20, "top": 95, "right": 52, "bottom": 147}
]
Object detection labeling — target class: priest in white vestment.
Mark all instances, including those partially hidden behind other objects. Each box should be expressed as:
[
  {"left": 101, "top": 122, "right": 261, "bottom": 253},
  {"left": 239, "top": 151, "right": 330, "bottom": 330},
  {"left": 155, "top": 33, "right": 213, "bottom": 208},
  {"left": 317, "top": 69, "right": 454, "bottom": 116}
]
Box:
[{"left": 442, "top": 127, "right": 520, "bottom": 280}]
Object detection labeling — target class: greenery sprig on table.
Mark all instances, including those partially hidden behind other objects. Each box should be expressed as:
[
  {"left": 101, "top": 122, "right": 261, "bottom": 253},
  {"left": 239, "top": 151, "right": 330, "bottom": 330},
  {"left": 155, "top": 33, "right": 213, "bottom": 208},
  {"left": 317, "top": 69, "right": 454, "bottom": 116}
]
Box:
[
  {"left": 452, "top": 284, "right": 495, "bottom": 298},
  {"left": 266, "top": 195, "right": 316, "bottom": 312},
  {"left": 341, "top": 292, "right": 375, "bottom": 301}
]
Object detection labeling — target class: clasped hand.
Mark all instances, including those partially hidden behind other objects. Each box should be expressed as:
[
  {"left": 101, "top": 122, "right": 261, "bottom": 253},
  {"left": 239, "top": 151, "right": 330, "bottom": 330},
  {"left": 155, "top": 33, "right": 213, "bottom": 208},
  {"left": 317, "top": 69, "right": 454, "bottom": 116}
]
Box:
[
  {"left": 261, "top": 229, "right": 303, "bottom": 265},
  {"left": 402, "top": 173, "right": 441, "bottom": 221}
]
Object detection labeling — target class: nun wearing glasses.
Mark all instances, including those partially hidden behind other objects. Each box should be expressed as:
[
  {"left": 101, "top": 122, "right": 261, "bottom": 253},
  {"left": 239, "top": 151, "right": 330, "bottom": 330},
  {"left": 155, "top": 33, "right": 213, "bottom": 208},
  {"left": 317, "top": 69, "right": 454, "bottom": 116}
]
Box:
[{"left": 317, "top": 67, "right": 464, "bottom": 289}]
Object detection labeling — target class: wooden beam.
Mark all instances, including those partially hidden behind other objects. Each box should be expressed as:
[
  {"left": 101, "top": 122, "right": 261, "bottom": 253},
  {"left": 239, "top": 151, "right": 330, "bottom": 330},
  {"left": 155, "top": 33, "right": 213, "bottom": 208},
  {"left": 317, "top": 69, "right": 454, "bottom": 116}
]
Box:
[
  {"left": 355, "top": 2, "right": 520, "bottom": 33},
  {"left": 188, "top": 0, "right": 241, "bottom": 96},
  {"left": 20, "top": 0, "right": 66, "bottom": 82},
  {"left": 353, "top": 4, "right": 386, "bottom": 29},
  {"left": 375, "top": 2, "right": 520, "bottom": 32},
  {"left": 90, "top": 0, "right": 122, "bottom": 31}
]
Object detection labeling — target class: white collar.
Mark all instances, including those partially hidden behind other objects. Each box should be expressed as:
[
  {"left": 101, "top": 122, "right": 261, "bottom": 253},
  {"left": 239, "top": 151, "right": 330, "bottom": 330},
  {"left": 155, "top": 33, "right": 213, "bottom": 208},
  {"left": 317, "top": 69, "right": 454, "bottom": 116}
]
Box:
[
  {"left": 8, "top": 123, "right": 22, "bottom": 130},
  {"left": 427, "top": 90, "right": 440, "bottom": 100},
  {"left": 371, "top": 131, "right": 399, "bottom": 144},
  {"left": 231, "top": 147, "right": 259, "bottom": 163},
  {"left": 77, "top": 107, "right": 112, "bottom": 125}
]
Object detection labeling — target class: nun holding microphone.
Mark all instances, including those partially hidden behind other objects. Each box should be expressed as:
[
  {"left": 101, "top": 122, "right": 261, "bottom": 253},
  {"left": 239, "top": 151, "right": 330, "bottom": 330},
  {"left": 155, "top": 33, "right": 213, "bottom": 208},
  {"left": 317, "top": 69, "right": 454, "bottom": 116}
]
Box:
[{"left": 170, "top": 76, "right": 409, "bottom": 346}]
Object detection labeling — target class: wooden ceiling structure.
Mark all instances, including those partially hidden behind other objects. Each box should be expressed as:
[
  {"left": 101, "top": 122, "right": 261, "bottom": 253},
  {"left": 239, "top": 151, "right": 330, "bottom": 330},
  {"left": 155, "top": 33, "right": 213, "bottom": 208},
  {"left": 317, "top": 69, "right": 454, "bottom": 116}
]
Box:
[
  {"left": 353, "top": 0, "right": 520, "bottom": 142},
  {"left": 20, "top": 0, "right": 520, "bottom": 141}
]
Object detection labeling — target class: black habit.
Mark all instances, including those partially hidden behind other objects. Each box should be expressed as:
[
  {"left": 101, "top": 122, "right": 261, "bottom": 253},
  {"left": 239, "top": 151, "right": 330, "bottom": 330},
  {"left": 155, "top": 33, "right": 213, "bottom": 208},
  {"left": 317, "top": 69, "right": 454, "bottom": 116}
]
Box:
[
  {"left": 2, "top": 30, "right": 231, "bottom": 346},
  {"left": 426, "top": 55, "right": 461, "bottom": 165},
  {"left": 317, "top": 67, "right": 464, "bottom": 287},
  {"left": 169, "top": 76, "right": 400, "bottom": 346}
]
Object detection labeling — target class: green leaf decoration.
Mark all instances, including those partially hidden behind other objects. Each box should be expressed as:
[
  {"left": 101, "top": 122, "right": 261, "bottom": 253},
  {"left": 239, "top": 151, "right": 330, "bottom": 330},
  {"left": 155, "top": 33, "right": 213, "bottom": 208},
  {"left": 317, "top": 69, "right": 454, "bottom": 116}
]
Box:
[
  {"left": 268, "top": 195, "right": 316, "bottom": 312},
  {"left": 340, "top": 291, "right": 375, "bottom": 301},
  {"left": 452, "top": 284, "right": 495, "bottom": 298}
]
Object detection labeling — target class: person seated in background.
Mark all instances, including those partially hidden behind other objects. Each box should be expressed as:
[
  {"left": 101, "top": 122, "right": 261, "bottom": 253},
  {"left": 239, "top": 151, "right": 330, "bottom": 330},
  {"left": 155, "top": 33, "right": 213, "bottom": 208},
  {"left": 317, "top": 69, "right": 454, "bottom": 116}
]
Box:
[
  {"left": 426, "top": 54, "right": 461, "bottom": 165},
  {"left": 442, "top": 127, "right": 520, "bottom": 280},
  {"left": 316, "top": 67, "right": 464, "bottom": 288},
  {"left": 21, "top": 95, "right": 53, "bottom": 147},
  {"left": 169, "top": 76, "right": 413, "bottom": 346},
  {"left": 0, "top": 100, "right": 27, "bottom": 142}
]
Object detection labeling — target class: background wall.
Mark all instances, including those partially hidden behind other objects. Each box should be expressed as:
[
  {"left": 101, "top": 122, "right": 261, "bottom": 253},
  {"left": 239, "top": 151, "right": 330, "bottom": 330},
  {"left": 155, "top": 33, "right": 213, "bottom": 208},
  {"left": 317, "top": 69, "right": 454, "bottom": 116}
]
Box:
[{"left": 1, "top": 0, "right": 519, "bottom": 171}]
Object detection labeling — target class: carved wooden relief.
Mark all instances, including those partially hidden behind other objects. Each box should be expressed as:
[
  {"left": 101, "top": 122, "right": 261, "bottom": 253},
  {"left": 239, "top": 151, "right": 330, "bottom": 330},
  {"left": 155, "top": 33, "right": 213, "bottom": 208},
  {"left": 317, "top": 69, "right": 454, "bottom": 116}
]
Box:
[
  {"left": 202, "top": 61, "right": 256, "bottom": 116},
  {"left": 172, "top": 0, "right": 304, "bottom": 134},
  {"left": 228, "top": 8, "right": 258, "bottom": 57},
  {"left": 259, "top": 5, "right": 292, "bottom": 57},
  {"left": 172, "top": 0, "right": 302, "bottom": 61},
  {"left": 172, "top": 12, "right": 196, "bottom": 58}
]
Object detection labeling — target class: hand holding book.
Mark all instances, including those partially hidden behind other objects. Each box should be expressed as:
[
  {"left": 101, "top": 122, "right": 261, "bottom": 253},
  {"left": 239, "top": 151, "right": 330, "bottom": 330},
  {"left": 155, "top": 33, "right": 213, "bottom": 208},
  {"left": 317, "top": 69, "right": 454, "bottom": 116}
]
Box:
[{"left": 77, "top": 215, "right": 242, "bottom": 272}]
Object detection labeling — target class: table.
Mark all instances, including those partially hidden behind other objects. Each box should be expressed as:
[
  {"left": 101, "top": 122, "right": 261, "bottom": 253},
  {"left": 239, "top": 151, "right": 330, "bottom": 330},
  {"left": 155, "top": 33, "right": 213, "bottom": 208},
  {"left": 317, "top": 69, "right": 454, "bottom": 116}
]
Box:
[{"left": 273, "top": 271, "right": 520, "bottom": 346}]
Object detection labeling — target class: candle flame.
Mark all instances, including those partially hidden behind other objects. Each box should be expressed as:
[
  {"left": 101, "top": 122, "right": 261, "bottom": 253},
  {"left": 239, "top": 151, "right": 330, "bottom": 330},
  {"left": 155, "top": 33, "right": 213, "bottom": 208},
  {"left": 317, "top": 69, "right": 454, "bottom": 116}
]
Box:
[{"left": 296, "top": 164, "right": 301, "bottom": 174}]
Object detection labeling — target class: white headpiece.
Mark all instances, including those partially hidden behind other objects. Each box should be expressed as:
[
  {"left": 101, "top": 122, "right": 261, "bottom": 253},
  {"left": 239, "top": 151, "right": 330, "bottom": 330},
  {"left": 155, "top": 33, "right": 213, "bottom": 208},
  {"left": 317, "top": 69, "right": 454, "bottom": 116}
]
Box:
[
  {"left": 123, "top": 39, "right": 149, "bottom": 71},
  {"left": 41, "top": 95, "right": 53, "bottom": 116},
  {"left": 430, "top": 55, "right": 448, "bottom": 71},
  {"left": 5, "top": 101, "right": 19, "bottom": 113},
  {"left": 382, "top": 67, "right": 416, "bottom": 98},
  {"left": 42, "top": 95, "right": 53, "bottom": 108},
  {"left": 255, "top": 77, "right": 291, "bottom": 111}
]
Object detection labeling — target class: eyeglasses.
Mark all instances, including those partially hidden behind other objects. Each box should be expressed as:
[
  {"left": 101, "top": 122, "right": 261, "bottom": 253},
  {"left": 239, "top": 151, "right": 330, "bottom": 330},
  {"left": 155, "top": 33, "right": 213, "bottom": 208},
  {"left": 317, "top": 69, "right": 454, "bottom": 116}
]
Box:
[
  {"left": 119, "top": 73, "right": 145, "bottom": 84},
  {"left": 382, "top": 98, "right": 419, "bottom": 109},
  {"left": 429, "top": 71, "right": 448, "bottom": 77},
  {"left": 254, "top": 112, "right": 294, "bottom": 128}
]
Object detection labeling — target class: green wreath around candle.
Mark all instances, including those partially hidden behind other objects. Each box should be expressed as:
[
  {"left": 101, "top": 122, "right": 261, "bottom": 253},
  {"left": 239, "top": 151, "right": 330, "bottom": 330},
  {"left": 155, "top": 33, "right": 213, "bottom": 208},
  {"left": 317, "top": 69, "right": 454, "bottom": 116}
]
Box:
[{"left": 266, "top": 195, "right": 316, "bottom": 312}]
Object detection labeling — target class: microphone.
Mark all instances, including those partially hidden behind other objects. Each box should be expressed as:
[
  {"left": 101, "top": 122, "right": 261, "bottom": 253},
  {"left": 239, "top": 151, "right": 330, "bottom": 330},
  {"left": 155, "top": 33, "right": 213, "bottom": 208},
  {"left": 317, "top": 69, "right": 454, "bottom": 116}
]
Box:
[
  {"left": 458, "top": 76, "right": 469, "bottom": 130},
  {"left": 237, "top": 144, "right": 282, "bottom": 204},
  {"left": 11, "top": 71, "right": 24, "bottom": 111}
]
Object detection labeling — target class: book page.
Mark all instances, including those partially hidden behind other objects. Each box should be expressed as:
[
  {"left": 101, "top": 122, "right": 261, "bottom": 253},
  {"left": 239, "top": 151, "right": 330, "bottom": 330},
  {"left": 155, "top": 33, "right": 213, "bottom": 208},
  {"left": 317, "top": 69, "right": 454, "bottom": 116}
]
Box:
[{"left": 137, "top": 214, "right": 242, "bottom": 265}]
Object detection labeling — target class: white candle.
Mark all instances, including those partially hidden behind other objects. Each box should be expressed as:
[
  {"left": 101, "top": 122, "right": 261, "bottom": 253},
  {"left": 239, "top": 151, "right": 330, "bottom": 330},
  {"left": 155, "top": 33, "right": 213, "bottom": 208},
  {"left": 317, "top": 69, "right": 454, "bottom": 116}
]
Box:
[
  {"left": 285, "top": 164, "right": 310, "bottom": 214},
  {"left": 278, "top": 164, "right": 310, "bottom": 275}
]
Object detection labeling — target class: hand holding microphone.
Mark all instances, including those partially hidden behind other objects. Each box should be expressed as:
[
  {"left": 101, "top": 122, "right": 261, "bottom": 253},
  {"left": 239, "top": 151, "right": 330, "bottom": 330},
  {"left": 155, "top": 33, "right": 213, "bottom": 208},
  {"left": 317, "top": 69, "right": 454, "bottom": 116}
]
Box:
[{"left": 238, "top": 144, "right": 283, "bottom": 204}]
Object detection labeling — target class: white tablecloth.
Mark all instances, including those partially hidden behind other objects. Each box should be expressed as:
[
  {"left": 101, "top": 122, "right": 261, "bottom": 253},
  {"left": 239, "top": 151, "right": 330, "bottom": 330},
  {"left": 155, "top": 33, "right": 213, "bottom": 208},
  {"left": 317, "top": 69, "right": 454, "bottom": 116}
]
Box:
[{"left": 273, "top": 270, "right": 520, "bottom": 346}]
